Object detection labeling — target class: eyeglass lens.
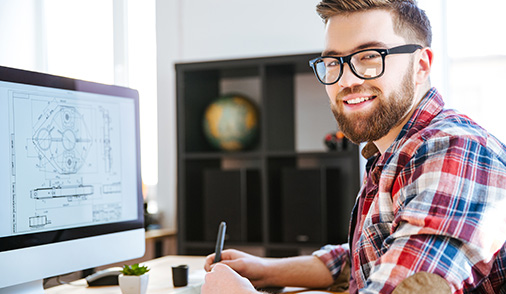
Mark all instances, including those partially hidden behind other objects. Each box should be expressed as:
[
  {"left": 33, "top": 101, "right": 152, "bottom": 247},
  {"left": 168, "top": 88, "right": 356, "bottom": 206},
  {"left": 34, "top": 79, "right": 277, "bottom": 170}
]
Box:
[{"left": 316, "top": 50, "right": 383, "bottom": 84}]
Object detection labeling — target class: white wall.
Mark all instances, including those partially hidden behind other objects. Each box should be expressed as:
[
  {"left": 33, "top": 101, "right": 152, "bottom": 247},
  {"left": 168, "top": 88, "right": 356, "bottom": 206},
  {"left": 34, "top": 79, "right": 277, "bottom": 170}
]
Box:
[
  {"left": 155, "top": 0, "right": 326, "bottom": 230},
  {"left": 178, "top": 0, "right": 324, "bottom": 61}
]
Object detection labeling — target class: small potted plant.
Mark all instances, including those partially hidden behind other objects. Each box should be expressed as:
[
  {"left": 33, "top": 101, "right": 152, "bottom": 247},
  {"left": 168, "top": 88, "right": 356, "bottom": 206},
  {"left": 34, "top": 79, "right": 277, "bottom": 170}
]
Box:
[{"left": 118, "top": 263, "right": 150, "bottom": 294}]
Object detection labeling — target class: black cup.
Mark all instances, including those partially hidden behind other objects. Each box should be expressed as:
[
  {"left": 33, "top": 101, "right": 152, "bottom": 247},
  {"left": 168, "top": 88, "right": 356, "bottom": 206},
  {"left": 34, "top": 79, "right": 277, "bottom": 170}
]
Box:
[{"left": 171, "top": 264, "right": 189, "bottom": 287}]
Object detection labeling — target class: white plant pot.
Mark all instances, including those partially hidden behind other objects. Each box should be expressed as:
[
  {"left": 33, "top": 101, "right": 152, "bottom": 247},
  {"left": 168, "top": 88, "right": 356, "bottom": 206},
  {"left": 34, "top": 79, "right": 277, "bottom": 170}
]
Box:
[{"left": 118, "top": 273, "right": 149, "bottom": 294}]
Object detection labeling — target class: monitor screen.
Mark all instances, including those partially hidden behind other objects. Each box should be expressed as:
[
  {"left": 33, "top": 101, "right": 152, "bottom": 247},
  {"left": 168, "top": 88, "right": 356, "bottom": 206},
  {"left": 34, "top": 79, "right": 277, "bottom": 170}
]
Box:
[{"left": 0, "top": 66, "right": 145, "bottom": 293}]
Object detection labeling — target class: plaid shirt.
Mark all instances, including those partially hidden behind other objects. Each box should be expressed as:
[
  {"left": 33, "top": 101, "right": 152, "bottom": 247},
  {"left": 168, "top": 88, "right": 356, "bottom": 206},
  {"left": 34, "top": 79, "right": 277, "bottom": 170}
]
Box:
[{"left": 314, "top": 88, "right": 506, "bottom": 293}]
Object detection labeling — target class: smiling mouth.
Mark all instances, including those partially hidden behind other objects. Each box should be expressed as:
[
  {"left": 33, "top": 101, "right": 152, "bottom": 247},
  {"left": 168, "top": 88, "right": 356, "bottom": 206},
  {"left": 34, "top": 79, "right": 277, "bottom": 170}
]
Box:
[{"left": 345, "top": 96, "right": 377, "bottom": 105}]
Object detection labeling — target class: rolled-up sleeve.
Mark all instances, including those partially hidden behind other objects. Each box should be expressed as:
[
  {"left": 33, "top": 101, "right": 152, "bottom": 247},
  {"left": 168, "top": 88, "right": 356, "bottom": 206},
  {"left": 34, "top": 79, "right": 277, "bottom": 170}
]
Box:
[{"left": 313, "top": 243, "right": 350, "bottom": 281}]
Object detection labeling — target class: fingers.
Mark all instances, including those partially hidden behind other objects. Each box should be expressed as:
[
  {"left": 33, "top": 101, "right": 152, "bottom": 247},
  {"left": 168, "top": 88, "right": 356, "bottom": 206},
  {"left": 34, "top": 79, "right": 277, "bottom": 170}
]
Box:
[
  {"left": 204, "top": 253, "right": 216, "bottom": 272},
  {"left": 220, "top": 257, "right": 247, "bottom": 272},
  {"left": 209, "top": 263, "right": 231, "bottom": 274},
  {"left": 202, "top": 264, "right": 226, "bottom": 294},
  {"left": 204, "top": 249, "right": 242, "bottom": 272},
  {"left": 203, "top": 264, "right": 235, "bottom": 292},
  {"left": 202, "top": 264, "right": 258, "bottom": 294}
]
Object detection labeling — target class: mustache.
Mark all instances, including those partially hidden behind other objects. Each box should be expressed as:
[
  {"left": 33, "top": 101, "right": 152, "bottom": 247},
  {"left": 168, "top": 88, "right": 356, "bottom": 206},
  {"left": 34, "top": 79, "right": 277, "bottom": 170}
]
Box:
[{"left": 336, "top": 85, "right": 383, "bottom": 100}]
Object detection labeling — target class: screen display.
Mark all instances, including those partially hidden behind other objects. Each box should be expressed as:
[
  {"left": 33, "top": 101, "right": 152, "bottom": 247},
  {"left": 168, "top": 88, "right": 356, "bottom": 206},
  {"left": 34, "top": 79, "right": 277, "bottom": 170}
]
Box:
[{"left": 0, "top": 78, "right": 140, "bottom": 239}]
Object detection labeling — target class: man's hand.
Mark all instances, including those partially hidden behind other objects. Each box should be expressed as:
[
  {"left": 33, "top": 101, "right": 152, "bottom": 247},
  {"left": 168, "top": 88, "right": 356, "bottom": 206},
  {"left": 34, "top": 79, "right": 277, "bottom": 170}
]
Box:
[
  {"left": 201, "top": 263, "right": 259, "bottom": 294},
  {"left": 204, "top": 249, "right": 271, "bottom": 287}
]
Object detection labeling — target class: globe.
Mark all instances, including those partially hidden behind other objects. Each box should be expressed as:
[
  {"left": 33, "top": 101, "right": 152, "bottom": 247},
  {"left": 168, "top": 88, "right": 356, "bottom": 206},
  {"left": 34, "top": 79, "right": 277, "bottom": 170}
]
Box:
[{"left": 203, "top": 94, "right": 259, "bottom": 151}]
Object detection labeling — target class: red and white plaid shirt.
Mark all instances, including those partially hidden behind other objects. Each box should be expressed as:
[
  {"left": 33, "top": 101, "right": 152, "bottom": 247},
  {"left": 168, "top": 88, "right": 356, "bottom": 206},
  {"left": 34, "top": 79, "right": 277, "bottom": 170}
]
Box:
[{"left": 314, "top": 88, "right": 506, "bottom": 293}]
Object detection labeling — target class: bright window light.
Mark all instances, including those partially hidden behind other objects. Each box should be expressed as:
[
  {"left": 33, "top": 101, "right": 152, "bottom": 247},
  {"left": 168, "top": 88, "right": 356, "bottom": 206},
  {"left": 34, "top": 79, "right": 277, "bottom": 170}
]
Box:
[
  {"left": 445, "top": 0, "right": 506, "bottom": 142},
  {"left": 43, "top": 0, "right": 159, "bottom": 188},
  {"left": 127, "top": 0, "right": 158, "bottom": 186},
  {"left": 44, "top": 0, "right": 114, "bottom": 84}
]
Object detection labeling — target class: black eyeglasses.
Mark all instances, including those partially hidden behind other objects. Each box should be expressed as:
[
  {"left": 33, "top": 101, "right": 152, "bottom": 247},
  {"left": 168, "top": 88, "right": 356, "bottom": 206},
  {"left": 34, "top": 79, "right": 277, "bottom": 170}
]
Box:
[{"left": 309, "top": 44, "right": 423, "bottom": 85}]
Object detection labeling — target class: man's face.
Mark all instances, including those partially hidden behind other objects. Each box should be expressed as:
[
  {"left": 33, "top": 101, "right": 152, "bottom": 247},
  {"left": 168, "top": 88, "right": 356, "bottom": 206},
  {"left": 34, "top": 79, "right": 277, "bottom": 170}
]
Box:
[{"left": 324, "top": 10, "right": 417, "bottom": 144}]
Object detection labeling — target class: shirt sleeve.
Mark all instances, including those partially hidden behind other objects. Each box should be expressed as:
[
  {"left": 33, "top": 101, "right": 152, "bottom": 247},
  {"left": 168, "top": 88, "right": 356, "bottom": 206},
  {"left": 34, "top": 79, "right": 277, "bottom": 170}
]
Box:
[
  {"left": 313, "top": 243, "right": 350, "bottom": 281},
  {"left": 360, "top": 136, "right": 506, "bottom": 293}
]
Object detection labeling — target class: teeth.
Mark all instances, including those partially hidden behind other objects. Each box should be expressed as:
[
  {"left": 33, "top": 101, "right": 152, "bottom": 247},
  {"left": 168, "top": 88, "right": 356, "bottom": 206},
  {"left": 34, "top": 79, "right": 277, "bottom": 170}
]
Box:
[{"left": 346, "top": 96, "right": 373, "bottom": 105}]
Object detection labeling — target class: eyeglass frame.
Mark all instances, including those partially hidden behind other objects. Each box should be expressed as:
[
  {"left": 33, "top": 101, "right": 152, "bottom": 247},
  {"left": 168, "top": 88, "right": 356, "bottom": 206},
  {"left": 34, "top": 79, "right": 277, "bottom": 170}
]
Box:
[{"left": 308, "top": 44, "right": 423, "bottom": 85}]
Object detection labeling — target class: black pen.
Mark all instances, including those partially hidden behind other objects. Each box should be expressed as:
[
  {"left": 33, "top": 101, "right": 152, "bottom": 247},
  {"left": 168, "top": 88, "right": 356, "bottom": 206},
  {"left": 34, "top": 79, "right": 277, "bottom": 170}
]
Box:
[{"left": 213, "top": 221, "right": 227, "bottom": 263}]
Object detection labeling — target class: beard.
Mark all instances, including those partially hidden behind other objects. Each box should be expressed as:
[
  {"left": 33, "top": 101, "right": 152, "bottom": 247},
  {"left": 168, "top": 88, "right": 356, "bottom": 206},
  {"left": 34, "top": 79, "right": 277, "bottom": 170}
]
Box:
[{"left": 331, "top": 64, "right": 415, "bottom": 145}]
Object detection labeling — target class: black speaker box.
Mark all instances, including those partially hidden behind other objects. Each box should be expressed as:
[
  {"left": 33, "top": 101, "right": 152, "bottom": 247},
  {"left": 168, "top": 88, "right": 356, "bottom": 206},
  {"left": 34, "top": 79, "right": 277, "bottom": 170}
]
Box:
[
  {"left": 203, "top": 169, "right": 243, "bottom": 242},
  {"left": 282, "top": 168, "right": 322, "bottom": 243}
]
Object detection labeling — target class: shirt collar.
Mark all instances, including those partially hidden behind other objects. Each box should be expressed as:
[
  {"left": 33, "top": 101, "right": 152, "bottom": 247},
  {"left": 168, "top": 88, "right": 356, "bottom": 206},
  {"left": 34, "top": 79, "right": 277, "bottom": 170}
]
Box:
[{"left": 360, "top": 87, "right": 444, "bottom": 160}]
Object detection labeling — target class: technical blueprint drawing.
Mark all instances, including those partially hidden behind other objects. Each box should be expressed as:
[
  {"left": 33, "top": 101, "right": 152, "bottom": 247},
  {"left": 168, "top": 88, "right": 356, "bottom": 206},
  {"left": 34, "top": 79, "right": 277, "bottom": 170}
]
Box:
[{"left": 8, "top": 90, "right": 126, "bottom": 234}]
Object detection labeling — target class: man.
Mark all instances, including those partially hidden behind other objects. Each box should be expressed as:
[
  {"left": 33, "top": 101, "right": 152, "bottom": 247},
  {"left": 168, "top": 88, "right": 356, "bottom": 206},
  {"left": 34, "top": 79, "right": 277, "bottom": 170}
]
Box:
[{"left": 201, "top": 0, "right": 506, "bottom": 293}]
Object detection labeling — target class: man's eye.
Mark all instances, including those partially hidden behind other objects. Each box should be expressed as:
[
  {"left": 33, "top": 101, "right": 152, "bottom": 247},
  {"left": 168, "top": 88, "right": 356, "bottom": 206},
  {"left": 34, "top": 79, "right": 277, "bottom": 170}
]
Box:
[
  {"left": 325, "top": 60, "right": 339, "bottom": 67},
  {"left": 361, "top": 53, "right": 381, "bottom": 60}
]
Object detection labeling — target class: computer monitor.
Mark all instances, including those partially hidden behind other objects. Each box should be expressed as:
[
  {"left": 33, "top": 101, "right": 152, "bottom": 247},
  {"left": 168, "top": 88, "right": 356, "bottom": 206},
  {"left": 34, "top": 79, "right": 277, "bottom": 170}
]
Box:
[{"left": 0, "top": 66, "right": 145, "bottom": 293}]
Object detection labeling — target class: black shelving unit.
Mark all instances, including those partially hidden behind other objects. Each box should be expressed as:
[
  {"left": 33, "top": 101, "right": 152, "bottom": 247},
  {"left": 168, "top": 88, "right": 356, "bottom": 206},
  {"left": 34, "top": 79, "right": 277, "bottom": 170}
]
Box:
[{"left": 176, "top": 53, "right": 361, "bottom": 257}]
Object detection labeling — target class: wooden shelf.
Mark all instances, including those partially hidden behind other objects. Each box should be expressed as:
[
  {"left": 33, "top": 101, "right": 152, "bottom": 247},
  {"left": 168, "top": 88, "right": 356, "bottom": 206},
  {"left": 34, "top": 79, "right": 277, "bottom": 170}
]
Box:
[{"left": 145, "top": 228, "right": 177, "bottom": 240}]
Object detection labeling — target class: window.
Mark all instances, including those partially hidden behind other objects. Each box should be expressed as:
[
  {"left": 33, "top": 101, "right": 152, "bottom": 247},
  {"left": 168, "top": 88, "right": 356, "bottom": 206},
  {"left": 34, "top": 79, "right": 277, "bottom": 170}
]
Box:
[
  {"left": 445, "top": 0, "right": 506, "bottom": 141},
  {"left": 44, "top": 1, "right": 115, "bottom": 84},
  {"left": 419, "top": 0, "right": 506, "bottom": 142},
  {"left": 43, "top": 0, "right": 158, "bottom": 210},
  {"left": 43, "top": 1, "right": 158, "bottom": 202},
  {"left": 126, "top": 0, "right": 158, "bottom": 188}
]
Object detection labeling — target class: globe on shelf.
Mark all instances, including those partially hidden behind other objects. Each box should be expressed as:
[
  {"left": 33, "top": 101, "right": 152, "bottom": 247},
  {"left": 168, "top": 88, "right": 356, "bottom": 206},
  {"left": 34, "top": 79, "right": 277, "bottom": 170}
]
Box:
[{"left": 203, "top": 94, "right": 259, "bottom": 151}]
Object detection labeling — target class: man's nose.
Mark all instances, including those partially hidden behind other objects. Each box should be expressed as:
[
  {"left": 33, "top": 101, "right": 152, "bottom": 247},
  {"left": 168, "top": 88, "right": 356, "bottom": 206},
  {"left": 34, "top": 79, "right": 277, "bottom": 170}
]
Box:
[{"left": 338, "top": 63, "right": 365, "bottom": 88}]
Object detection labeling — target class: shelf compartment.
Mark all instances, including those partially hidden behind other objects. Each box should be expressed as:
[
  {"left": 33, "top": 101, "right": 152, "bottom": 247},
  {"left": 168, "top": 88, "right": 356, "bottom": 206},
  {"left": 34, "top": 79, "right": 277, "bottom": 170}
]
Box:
[
  {"left": 266, "top": 151, "right": 360, "bottom": 246},
  {"left": 177, "top": 65, "right": 262, "bottom": 154},
  {"left": 182, "top": 159, "right": 221, "bottom": 242},
  {"left": 202, "top": 168, "right": 262, "bottom": 243},
  {"left": 263, "top": 64, "right": 295, "bottom": 152},
  {"left": 282, "top": 168, "right": 324, "bottom": 244}
]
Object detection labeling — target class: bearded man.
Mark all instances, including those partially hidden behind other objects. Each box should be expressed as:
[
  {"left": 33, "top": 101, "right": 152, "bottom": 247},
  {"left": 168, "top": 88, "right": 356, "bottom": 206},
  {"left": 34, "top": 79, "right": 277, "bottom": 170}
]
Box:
[{"left": 201, "top": 1, "right": 506, "bottom": 293}]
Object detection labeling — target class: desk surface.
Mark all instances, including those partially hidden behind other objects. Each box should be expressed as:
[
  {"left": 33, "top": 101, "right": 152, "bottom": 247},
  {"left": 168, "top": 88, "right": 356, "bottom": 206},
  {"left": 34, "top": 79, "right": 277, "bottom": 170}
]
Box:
[
  {"left": 46, "top": 255, "right": 345, "bottom": 294},
  {"left": 46, "top": 255, "right": 205, "bottom": 294}
]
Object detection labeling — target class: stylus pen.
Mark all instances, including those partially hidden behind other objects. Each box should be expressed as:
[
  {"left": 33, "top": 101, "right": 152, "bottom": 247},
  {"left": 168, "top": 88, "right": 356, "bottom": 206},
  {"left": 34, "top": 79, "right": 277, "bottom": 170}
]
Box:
[{"left": 214, "top": 221, "right": 227, "bottom": 263}]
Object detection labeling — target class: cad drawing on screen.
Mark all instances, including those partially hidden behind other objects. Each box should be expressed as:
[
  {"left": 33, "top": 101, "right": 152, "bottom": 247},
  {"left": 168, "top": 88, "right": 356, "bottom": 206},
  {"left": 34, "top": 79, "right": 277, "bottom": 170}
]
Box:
[{"left": 10, "top": 91, "right": 124, "bottom": 235}]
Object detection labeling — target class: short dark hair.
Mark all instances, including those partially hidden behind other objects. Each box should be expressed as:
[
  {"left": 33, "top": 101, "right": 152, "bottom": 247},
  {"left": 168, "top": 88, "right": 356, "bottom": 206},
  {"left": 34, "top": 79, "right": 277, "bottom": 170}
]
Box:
[{"left": 316, "top": 0, "right": 432, "bottom": 47}]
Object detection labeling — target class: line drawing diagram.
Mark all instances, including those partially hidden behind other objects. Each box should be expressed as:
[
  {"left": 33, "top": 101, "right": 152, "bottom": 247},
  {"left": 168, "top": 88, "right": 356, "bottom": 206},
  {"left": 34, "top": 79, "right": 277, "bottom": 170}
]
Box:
[
  {"left": 32, "top": 105, "right": 93, "bottom": 174},
  {"left": 9, "top": 91, "right": 125, "bottom": 234}
]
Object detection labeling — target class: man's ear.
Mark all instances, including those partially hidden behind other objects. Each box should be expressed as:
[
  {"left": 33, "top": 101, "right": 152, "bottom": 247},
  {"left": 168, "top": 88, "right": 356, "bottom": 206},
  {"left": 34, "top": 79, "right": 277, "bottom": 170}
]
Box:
[{"left": 415, "top": 47, "right": 433, "bottom": 85}]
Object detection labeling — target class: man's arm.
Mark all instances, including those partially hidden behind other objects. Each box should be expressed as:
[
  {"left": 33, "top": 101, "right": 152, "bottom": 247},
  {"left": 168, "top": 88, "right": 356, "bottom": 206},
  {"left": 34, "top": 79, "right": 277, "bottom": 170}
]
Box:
[
  {"left": 256, "top": 255, "right": 335, "bottom": 288},
  {"left": 204, "top": 249, "right": 334, "bottom": 289}
]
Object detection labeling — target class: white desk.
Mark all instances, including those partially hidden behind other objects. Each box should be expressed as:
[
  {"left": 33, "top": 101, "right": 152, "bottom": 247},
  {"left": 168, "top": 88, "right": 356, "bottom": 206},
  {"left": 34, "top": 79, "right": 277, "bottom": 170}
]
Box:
[{"left": 46, "top": 255, "right": 206, "bottom": 294}]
